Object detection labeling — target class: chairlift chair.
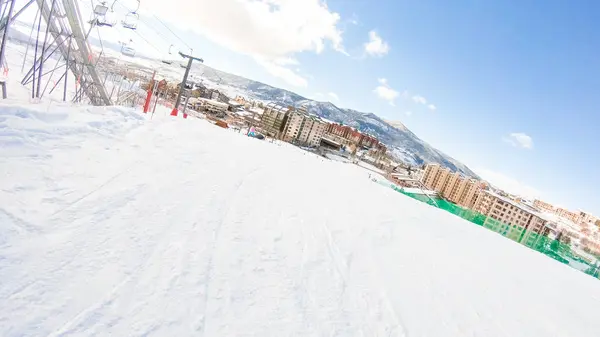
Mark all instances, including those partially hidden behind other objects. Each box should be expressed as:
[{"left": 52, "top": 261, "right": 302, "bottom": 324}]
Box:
[
  {"left": 92, "top": 2, "right": 115, "bottom": 27},
  {"left": 121, "top": 46, "right": 136, "bottom": 57},
  {"left": 122, "top": 11, "right": 139, "bottom": 30},
  {"left": 94, "top": 3, "right": 109, "bottom": 16},
  {"left": 120, "top": 40, "right": 136, "bottom": 57},
  {"left": 161, "top": 44, "right": 174, "bottom": 65}
]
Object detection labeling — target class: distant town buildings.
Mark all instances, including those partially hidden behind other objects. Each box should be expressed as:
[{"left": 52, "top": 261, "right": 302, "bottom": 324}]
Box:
[
  {"left": 556, "top": 207, "right": 580, "bottom": 224},
  {"left": 419, "top": 162, "right": 600, "bottom": 254},
  {"left": 232, "top": 96, "right": 388, "bottom": 153},
  {"left": 257, "top": 103, "right": 332, "bottom": 148},
  {"left": 533, "top": 199, "right": 555, "bottom": 213},
  {"left": 578, "top": 211, "right": 600, "bottom": 227},
  {"left": 533, "top": 199, "right": 599, "bottom": 228}
]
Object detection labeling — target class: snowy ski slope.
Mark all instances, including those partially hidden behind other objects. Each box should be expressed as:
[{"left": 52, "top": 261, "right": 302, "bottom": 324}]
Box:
[{"left": 1, "top": 103, "right": 600, "bottom": 336}]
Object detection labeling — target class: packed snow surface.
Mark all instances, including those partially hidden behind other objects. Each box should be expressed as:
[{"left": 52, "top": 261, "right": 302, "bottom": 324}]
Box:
[{"left": 1, "top": 103, "right": 600, "bottom": 337}]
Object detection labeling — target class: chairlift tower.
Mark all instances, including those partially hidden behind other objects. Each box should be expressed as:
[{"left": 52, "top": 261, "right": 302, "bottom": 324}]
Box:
[
  {"left": 171, "top": 51, "right": 203, "bottom": 117},
  {"left": 0, "top": 0, "right": 112, "bottom": 104}
]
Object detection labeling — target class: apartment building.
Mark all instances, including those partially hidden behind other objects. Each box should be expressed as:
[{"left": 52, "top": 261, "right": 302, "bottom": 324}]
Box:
[
  {"left": 422, "top": 164, "right": 449, "bottom": 192},
  {"left": 532, "top": 200, "right": 595, "bottom": 226},
  {"left": 576, "top": 211, "right": 599, "bottom": 227},
  {"left": 478, "top": 190, "right": 549, "bottom": 244},
  {"left": 359, "top": 134, "right": 378, "bottom": 148},
  {"left": 421, "top": 164, "right": 482, "bottom": 209},
  {"left": 260, "top": 102, "right": 291, "bottom": 137},
  {"left": 281, "top": 107, "right": 328, "bottom": 147},
  {"left": 473, "top": 190, "right": 495, "bottom": 215},
  {"left": 326, "top": 124, "right": 363, "bottom": 145},
  {"left": 456, "top": 179, "right": 482, "bottom": 209},
  {"left": 202, "top": 99, "right": 228, "bottom": 114},
  {"left": 556, "top": 207, "right": 579, "bottom": 223},
  {"left": 434, "top": 167, "right": 452, "bottom": 192},
  {"left": 534, "top": 199, "right": 555, "bottom": 213},
  {"left": 324, "top": 124, "right": 386, "bottom": 154},
  {"left": 444, "top": 173, "right": 461, "bottom": 199}
]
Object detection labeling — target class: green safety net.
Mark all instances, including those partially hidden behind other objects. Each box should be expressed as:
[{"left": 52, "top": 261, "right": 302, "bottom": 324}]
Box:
[{"left": 374, "top": 179, "right": 600, "bottom": 279}]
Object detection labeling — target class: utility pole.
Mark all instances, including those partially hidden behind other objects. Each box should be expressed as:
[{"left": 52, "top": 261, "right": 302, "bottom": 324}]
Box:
[{"left": 171, "top": 51, "right": 203, "bottom": 117}]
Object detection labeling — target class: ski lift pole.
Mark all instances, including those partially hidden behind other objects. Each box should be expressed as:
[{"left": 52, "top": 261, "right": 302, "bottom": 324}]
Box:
[
  {"left": 0, "top": 0, "right": 35, "bottom": 32},
  {"left": 151, "top": 86, "right": 161, "bottom": 118},
  {"left": 171, "top": 51, "right": 203, "bottom": 117},
  {"left": 142, "top": 70, "right": 155, "bottom": 113},
  {"left": 0, "top": 0, "right": 15, "bottom": 99},
  {"left": 36, "top": 0, "right": 57, "bottom": 98},
  {"left": 63, "top": 34, "right": 72, "bottom": 101},
  {"left": 31, "top": 5, "right": 43, "bottom": 99},
  {"left": 21, "top": 6, "right": 39, "bottom": 74}
]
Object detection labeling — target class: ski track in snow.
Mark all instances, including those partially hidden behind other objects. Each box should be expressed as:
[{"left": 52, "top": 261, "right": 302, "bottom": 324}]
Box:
[{"left": 1, "top": 103, "right": 600, "bottom": 336}]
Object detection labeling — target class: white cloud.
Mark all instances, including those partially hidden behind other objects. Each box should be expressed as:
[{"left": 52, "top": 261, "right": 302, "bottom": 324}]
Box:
[
  {"left": 255, "top": 58, "right": 308, "bottom": 87},
  {"left": 409, "top": 94, "right": 437, "bottom": 111},
  {"left": 412, "top": 95, "right": 427, "bottom": 105},
  {"left": 364, "top": 30, "right": 389, "bottom": 57},
  {"left": 373, "top": 78, "right": 399, "bottom": 106},
  {"left": 327, "top": 92, "right": 339, "bottom": 101},
  {"left": 476, "top": 168, "right": 541, "bottom": 199},
  {"left": 141, "top": 0, "right": 344, "bottom": 87},
  {"left": 503, "top": 133, "right": 534, "bottom": 149},
  {"left": 273, "top": 57, "right": 300, "bottom": 66}
]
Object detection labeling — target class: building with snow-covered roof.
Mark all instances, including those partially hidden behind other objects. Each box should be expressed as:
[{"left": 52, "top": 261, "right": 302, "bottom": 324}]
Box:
[
  {"left": 201, "top": 99, "right": 228, "bottom": 114},
  {"left": 248, "top": 107, "right": 264, "bottom": 116},
  {"left": 534, "top": 199, "right": 556, "bottom": 213},
  {"left": 227, "top": 100, "right": 244, "bottom": 111},
  {"left": 473, "top": 190, "right": 551, "bottom": 245},
  {"left": 390, "top": 173, "right": 421, "bottom": 188}
]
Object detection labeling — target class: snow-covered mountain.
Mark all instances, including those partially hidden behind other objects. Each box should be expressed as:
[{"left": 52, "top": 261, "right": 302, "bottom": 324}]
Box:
[{"left": 191, "top": 63, "right": 478, "bottom": 177}]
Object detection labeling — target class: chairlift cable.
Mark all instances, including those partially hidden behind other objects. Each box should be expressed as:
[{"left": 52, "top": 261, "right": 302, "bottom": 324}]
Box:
[
  {"left": 133, "top": 29, "right": 162, "bottom": 54},
  {"left": 150, "top": 13, "right": 192, "bottom": 51},
  {"left": 112, "top": 0, "right": 176, "bottom": 54}
]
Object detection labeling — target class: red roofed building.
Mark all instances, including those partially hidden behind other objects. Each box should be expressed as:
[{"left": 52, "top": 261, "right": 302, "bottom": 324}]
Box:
[{"left": 324, "top": 123, "right": 386, "bottom": 154}]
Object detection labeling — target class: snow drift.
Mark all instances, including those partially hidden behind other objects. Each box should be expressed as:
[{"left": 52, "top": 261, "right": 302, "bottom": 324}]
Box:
[{"left": 1, "top": 103, "right": 599, "bottom": 336}]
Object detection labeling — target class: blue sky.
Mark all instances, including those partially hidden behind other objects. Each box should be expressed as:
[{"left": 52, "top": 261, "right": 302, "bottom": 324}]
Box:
[{"left": 60, "top": 0, "right": 599, "bottom": 215}]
